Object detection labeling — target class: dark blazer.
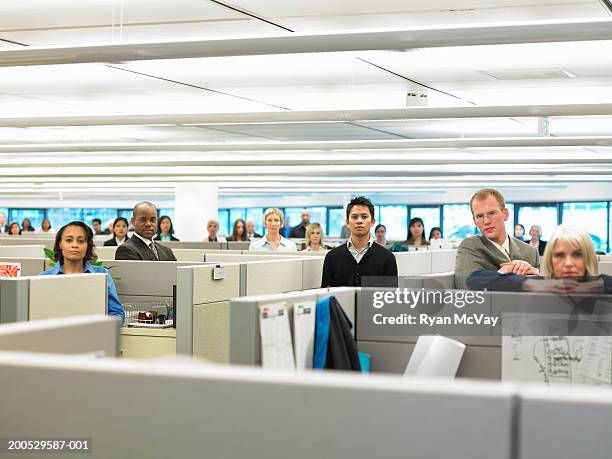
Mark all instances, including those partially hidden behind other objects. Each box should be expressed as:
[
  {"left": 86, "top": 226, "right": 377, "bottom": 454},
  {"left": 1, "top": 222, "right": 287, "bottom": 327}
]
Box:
[
  {"left": 467, "top": 270, "right": 612, "bottom": 293},
  {"left": 455, "top": 235, "right": 540, "bottom": 290},
  {"left": 289, "top": 224, "right": 307, "bottom": 239},
  {"left": 103, "top": 236, "right": 128, "bottom": 247},
  {"left": 115, "top": 235, "right": 177, "bottom": 261},
  {"left": 247, "top": 232, "right": 262, "bottom": 239},
  {"left": 527, "top": 239, "right": 547, "bottom": 256},
  {"left": 153, "top": 234, "right": 180, "bottom": 242},
  {"left": 321, "top": 242, "right": 398, "bottom": 288}
]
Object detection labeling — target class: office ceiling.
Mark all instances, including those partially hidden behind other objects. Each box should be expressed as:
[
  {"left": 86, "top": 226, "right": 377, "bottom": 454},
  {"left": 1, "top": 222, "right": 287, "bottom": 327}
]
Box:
[{"left": 0, "top": 0, "right": 612, "bottom": 201}]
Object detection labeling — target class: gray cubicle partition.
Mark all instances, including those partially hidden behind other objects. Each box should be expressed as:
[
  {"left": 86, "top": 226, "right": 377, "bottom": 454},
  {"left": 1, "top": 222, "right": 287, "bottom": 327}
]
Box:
[
  {"left": 176, "top": 258, "right": 320, "bottom": 362},
  {"left": 0, "top": 245, "right": 46, "bottom": 258},
  {"left": 0, "top": 352, "right": 515, "bottom": 459},
  {"left": 176, "top": 263, "right": 242, "bottom": 362},
  {"left": 0, "top": 274, "right": 107, "bottom": 323},
  {"left": 0, "top": 237, "right": 54, "bottom": 249},
  {"left": 0, "top": 315, "right": 119, "bottom": 356},
  {"left": 226, "top": 241, "right": 252, "bottom": 250},
  {"left": 518, "top": 384, "right": 612, "bottom": 459},
  {"left": 157, "top": 241, "right": 223, "bottom": 250},
  {"left": 229, "top": 287, "right": 356, "bottom": 366},
  {"left": 68, "top": 259, "right": 210, "bottom": 304}
]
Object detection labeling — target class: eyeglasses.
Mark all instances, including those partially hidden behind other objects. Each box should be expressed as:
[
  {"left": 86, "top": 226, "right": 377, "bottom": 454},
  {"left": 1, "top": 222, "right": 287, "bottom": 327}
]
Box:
[{"left": 473, "top": 210, "right": 502, "bottom": 222}]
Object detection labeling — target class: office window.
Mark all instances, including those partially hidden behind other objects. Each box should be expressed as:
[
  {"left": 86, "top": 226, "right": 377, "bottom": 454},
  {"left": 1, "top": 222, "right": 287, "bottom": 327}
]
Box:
[
  {"left": 118, "top": 209, "right": 132, "bottom": 220},
  {"left": 306, "top": 206, "right": 327, "bottom": 235},
  {"left": 158, "top": 208, "right": 175, "bottom": 222},
  {"left": 328, "top": 208, "right": 345, "bottom": 237},
  {"left": 81, "top": 209, "right": 119, "bottom": 231},
  {"left": 245, "top": 208, "right": 264, "bottom": 235},
  {"left": 504, "top": 203, "right": 515, "bottom": 238},
  {"left": 443, "top": 204, "right": 477, "bottom": 239},
  {"left": 46, "top": 208, "right": 83, "bottom": 230},
  {"left": 516, "top": 205, "right": 558, "bottom": 241},
  {"left": 218, "top": 209, "right": 230, "bottom": 236},
  {"left": 410, "top": 207, "right": 441, "bottom": 239},
  {"left": 562, "top": 202, "right": 608, "bottom": 252},
  {"left": 8, "top": 209, "right": 45, "bottom": 230},
  {"left": 283, "top": 207, "right": 303, "bottom": 231},
  {"left": 379, "top": 205, "right": 408, "bottom": 240}
]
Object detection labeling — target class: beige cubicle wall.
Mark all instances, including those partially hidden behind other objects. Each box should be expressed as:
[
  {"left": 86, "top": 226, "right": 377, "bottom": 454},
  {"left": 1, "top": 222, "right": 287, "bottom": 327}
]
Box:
[
  {"left": 0, "top": 352, "right": 516, "bottom": 459},
  {"left": 95, "top": 246, "right": 207, "bottom": 263},
  {"left": 176, "top": 258, "right": 324, "bottom": 362},
  {"left": 598, "top": 262, "right": 612, "bottom": 275},
  {"left": 0, "top": 244, "right": 46, "bottom": 258},
  {"left": 0, "top": 274, "right": 107, "bottom": 323},
  {"left": 176, "top": 263, "right": 242, "bottom": 362},
  {"left": 0, "top": 315, "right": 119, "bottom": 356},
  {"left": 0, "top": 237, "right": 54, "bottom": 249},
  {"left": 394, "top": 249, "right": 456, "bottom": 276},
  {"left": 0, "top": 257, "right": 46, "bottom": 276},
  {"left": 157, "top": 240, "right": 223, "bottom": 250}
]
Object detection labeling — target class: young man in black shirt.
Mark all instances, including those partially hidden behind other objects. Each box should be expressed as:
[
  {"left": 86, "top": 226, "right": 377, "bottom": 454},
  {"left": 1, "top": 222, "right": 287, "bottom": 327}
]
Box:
[{"left": 321, "top": 196, "right": 398, "bottom": 287}]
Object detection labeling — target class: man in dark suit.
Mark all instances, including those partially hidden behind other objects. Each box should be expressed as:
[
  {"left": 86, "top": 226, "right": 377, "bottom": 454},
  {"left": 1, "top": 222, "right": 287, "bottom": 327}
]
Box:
[
  {"left": 455, "top": 188, "right": 539, "bottom": 289},
  {"left": 289, "top": 209, "right": 311, "bottom": 238},
  {"left": 115, "top": 202, "right": 177, "bottom": 261},
  {"left": 321, "top": 196, "right": 397, "bottom": 288},
  {"left": 245, "top": 220, "right": 262, "bottom": 240}
]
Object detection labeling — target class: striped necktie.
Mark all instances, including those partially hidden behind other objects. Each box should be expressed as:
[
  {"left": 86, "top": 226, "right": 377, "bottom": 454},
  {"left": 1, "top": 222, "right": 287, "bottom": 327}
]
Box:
[{"left": 149, "top": 241, "right": 159, "bottom": 260}]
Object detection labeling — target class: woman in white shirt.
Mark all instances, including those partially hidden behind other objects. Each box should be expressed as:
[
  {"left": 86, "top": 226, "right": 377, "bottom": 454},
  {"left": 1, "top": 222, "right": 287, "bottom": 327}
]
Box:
[
  {"left": 37, "top": 218, "right": 55, "bottom": 234},
  {"left": 249, "top": 208, "right": 297, "bottom": 252},
  {"left": 302, "top": 223, "right": 328, "bottom": 252},
  {"left": 205, "top": 218, "right": 226, "bottom": 243}
]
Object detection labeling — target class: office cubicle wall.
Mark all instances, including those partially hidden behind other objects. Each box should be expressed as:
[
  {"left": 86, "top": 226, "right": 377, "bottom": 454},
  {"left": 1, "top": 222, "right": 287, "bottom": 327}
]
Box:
[
  {"left": 0, "top": 244, "right": 45, "bottom": 258},
  {"left": 394, "top": 250, "right": 457, "bottom": 276},
  {"left": 0, "top": 353, "right": 515, "bottom": 459},
  {"left": 177, "top": 259, "right": 328, "bottom": 361},
  {"left": 226, "top": 241, "right": 252, "bottom": 250},
  {"left": 0, "top": 257, "right": 46, "bottom": 276},
  {"left": 96, "top": 246, "right": 207, "bottom": 263},
  {"left": 0, "top": 274, "right": 107, "bottom": 323},
  {"left": 518, "top": 384, "right": 612, "bottom": 459},
  {"left": 0, "top": 237, "right": 54, "bottom": 249},
  {"left": 157, "top": 241, "right": 223, "bottom": 250},
  {"left": 206, "top": 254, "right": 324, "bottom": 290},
  {"left": 598, "top": 262, "right": 612, "bottom": 275},
  {"left": 76, "top": 259, "right": 210, "bottom": 304},
  {"left": 0, "top": 315, "right": 119, "bottom": 356},
  {"left": 176, "top": 263, "right": 241, "bottom": 362},
  {"left": 229, "top": 287, "right": 356, "bottom": 366}
]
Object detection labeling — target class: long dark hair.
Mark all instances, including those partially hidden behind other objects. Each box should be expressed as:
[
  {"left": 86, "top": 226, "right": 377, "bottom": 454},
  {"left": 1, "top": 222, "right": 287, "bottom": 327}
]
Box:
[
  {"left": 112, "top": 217, "right": 129, "bottom": 237},
  {"left": 230, "top": 218, "right": 248, "bottom": 241},
  {"left": 53, "top": 221, "right": 97, "bottom": 265},
  {"left": 408, "top": 217, "right": 426, "bottom": 242},
  {"left": 157, "top": 215, "right": 175, "bottom": 237},
  {"left": 7, "top": 222, "right": 21, "bottom": 235}
]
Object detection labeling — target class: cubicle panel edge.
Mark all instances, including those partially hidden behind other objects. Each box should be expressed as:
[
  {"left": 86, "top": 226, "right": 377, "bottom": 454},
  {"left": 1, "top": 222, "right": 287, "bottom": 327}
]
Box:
[{"left": 0, "top": 353, "right": 516, "bottom": 459}]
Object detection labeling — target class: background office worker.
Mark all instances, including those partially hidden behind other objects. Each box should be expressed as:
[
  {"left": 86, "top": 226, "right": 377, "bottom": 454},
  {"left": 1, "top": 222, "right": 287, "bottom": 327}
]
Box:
[
  {"left": 104, "top": 217, "right": 129, "bottom": 246},
  {"left": 115, "top": 202, "right": 177, "bottom": 261},
  {"left": 289, "top": 209, "right": 311, "bottom": 238},
  {"left": 245, "top": 220, "right": 262, "bottom": 240},
  {"left": 0, "top": 211, "right": 7, "bottom": 233},
  {"left": 454, "top": 188, "right": 539, "bottom": 289},
  {"left": 249, "top": 208, "right": 297, "bottom": 251},
  {"left": 321, "top": 196, "right": 397, "bottom": 287}
]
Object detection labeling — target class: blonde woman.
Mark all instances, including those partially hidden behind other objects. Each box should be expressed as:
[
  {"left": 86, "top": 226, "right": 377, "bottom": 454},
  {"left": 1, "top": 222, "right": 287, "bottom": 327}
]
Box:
[
  {"left": 302, "top": 223, "right": 328, "bottom": 252},
  {"left": 467, "top": 225, "right": 612, "bottom": 293},
  {"left": 249, "top": 208, "right": 297, "bottom": 252}
]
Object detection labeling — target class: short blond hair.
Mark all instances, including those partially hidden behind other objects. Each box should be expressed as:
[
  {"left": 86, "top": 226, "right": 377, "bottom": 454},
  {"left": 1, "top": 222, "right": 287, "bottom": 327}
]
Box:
[
  {"left": 542, "top": 225, "right": 598, "bottom": 277},
  {"left": 263, "top": 208, "right": 284, "bottom": 226},
  {"left": 470, "top": 188, "right": 506, "bottom": 214},
  {"left": 305, "top": 223, "right": 324, "bottom": 247}
]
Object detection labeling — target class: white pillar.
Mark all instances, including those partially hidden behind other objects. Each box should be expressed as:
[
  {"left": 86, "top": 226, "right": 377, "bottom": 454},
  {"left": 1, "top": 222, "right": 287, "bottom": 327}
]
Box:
[{"left": 173, "top": 183, "right": 218, "bottom": 241}]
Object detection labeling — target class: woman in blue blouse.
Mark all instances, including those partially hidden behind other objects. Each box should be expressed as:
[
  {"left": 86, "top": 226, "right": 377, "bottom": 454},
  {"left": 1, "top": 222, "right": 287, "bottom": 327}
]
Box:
[{"left": 40, "top": 221, "right": 125, "bottom": 324}]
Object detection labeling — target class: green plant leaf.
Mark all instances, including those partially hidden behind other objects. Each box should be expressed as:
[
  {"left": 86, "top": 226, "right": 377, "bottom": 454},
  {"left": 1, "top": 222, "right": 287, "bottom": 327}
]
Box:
[{"left": 43, "top": 248, "right": 55, "bottom": 261}]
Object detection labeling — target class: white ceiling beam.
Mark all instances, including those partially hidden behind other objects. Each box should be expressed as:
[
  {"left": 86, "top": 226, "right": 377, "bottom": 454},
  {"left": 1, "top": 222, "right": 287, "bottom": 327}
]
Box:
[
  {"left": 1, "top": 137, "right": 612, "bottom": 153},
  {"left": 0, "top": 18, "right": 611, "bottom": 67},
  {"left": 2, "top": 104, "right": 612, "bottom": 127}
]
